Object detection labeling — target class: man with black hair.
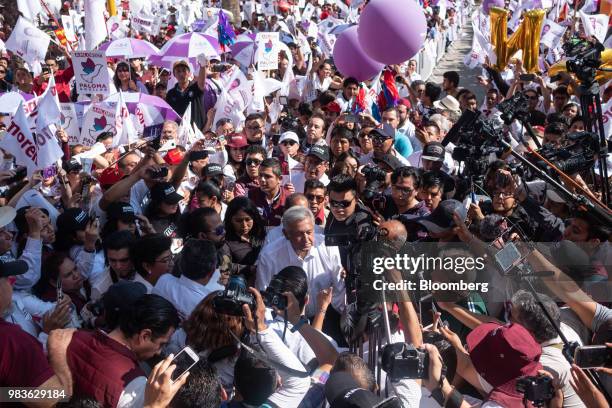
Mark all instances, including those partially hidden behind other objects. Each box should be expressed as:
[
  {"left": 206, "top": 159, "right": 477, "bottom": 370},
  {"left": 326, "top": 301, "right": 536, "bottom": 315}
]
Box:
[
  {"left": 336, "top": 77, "right": 360, "bottom": 112},
  {"left": 303, "top": 111, "right": 328, "bottom": 153},
  {"left": 248, "top": 158, "right": 288, "bottom": 227},
  {"left": 244, "top": 112, "right": 266, "bottom": 146},
  {"left": 178, "top": 207, "right": 226, "bottom": 247},
  {"left": 382, "top": 166, "right": 430, "bottom": 220},
  {"left": 418, "top": 82, "right": 442, "bottom": 120},
  {"left": 543, "top": 121, "right": 568, "bottom": 148},
  {"left": 66, "top": 294, "right": 180, "bottom": 408},
  {"left": 153, "top": 239, "right": 223, "bottom": 319},
  {"left": 91, "top": 231, "right": 138, "bottom": 300},
  {"left": 194, "top": 180, "right": 226, "bottom": 220},
  {"left": 418, "top": 171, "right": 447, "bottom": 212},
  {"left": 324, "top": 175, "right": 373, "bottom": 252},
  {"left": 442, "top": 71, "right": 460, "bottom": 98},
  {"left": 304, "top": 179, "right": 328, "bottom": 225},
  {"left": 170, "top": 361, "right": 226, "bottom": 407}
]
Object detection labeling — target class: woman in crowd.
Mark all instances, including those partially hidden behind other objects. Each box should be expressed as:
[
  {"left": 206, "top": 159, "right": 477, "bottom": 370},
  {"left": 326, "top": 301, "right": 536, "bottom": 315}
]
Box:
[
  {"left": 112, "top": 61, "right": 148, "bottom": 93},
  {"left": 222, "top": 197, "right": 265, "bottom": 283},
  {"left": 34, "top": 251, "right": 87, "bottom": 314},
  {"left": 145, "top": 182, "right": 183, "bottom": 238}
]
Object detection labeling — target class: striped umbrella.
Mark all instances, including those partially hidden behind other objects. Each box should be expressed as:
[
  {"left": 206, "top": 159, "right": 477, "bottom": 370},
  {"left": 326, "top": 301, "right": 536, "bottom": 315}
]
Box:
[
  {"left": 231, "top": 33, "right": 257, "bottom": 67},
  {"left": 99, "top": 38, "right": 160, "bottom": 58},
  {"left": 158, "top": 32, "right": 222, "bottom": 62}
]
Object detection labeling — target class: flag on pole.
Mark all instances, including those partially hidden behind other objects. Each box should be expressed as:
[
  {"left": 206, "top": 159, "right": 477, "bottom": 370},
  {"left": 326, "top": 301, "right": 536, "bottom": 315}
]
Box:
[{"left": 84, "top": 0, "right": 107, "bottom": 50}]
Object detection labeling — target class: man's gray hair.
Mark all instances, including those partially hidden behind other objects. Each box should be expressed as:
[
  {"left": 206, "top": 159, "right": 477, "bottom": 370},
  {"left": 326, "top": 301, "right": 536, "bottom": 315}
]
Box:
[
  {"left": 511, "top": 289, "right": 560, "bottom": 343},
  {"left": 282, "top": 206, "right": 314, "bottom": 230},
  {"left": 163, "top": 120, "right": 179, "bottom": 131}
]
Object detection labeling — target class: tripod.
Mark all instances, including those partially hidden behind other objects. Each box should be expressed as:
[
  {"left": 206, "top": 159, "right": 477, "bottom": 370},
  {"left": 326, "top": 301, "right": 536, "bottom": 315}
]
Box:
[{"left": 576, "top": 77, "right": 610, "bottom": 207}]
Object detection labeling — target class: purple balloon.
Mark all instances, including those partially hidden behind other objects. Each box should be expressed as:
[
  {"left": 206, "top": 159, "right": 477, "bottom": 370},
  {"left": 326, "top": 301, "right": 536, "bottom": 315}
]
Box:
[
  {"left": 483, "top": 0, "right": 505, "bottom": 14},
  {"left": 357, "top": 0, "right": 427, "bottom": 65},
  {"left": 333, "top": 26, "right": 384, "bottom": 82}
]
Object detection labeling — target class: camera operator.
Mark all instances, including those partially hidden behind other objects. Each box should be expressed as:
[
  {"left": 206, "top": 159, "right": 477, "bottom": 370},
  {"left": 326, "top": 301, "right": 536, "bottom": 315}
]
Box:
[
  {"left": 324, "top": 175, "right": 374, "bottom": 265},
  {"left": 368, "top": 124, "right": 411, "bottom": 167},
  {"left": 382, "top": 166, "right": 430, "bottom": 220},
  {"left": 470, "top": 166, "right": 564, "bottom": 242}
]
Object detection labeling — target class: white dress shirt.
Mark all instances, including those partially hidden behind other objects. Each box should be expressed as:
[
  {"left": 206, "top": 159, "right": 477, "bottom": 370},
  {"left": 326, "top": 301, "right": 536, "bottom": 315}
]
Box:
[
  {"left": 256, "top": 234, "right": 345, "bottom": 317},
  {"left": 153, "top": 271, "right": 224, "bottom": 320}
]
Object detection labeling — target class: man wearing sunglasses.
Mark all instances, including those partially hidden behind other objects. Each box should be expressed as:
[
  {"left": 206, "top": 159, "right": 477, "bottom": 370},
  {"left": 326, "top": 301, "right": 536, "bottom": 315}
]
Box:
[{"left": 368, "top": 124, "right": 410, "bottom": 167}]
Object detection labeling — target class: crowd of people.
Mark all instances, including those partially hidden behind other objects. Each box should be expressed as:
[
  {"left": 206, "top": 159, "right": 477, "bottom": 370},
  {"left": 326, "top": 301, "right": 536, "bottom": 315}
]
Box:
[{"left": 0, "top": 0, "right": 611, "bottom": 407}]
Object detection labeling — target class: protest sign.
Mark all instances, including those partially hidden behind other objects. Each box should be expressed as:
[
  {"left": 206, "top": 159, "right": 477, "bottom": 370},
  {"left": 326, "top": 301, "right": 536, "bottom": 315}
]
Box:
[
  {"left": 256, "top": 32, "right": 280, "bottom": 71},
  {"left": 73, "top": 51, "right": 111, "bottom": 96},
  {"left": 131, "top": 12, "right": 155, "bottom": 33},
  {"left": 79, "top": 103, "right": 117, "bottom": 146},
  {"left": 540, "top": 20, "right": 565, "bottom": 49},
  {"left": 261, "top": 0, "right": 275, "bottom": 15}
]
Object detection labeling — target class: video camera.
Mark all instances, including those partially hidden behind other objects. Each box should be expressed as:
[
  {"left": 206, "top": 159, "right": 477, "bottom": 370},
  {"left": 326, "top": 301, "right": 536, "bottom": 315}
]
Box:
[
  {"left": 563, "top": 37, "right": 605, "bottom": 84},
  {"left": 381, "top": 342, "right": 430, "bottom": 380},
  {"left": 516, "top": 375, "right": 555, "bottom": 407},
  {"left": 531, "top": 131, "right": 600, "bottom": 176},
  {"left": 362, "top": 164, "right": 388, "bottom": 202}
]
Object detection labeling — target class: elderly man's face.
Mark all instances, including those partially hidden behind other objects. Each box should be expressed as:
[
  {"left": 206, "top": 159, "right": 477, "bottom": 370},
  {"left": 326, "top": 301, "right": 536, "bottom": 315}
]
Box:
[
  {"left": 161, "top": 122, "right": 178, "bottom": 144},
  {"left": 284, "top": 218, "right": 315, "bottom": 256}
]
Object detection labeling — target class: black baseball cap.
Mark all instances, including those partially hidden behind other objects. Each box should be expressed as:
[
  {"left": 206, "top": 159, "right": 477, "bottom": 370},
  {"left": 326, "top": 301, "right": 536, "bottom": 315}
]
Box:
[
  {"left": 0, "top": 259, "right": 28, "bottom": 278},
  {"left": 325, "top": 372, "right": 382, "bottom": 408},
  {"left": 202, "top": 163, "right": 224, "bottom": 177},
  {"left": 57, "top": 208, "right": 90, "bottom": 232},
  {"left": 417, "top": 199, "right": 467, "bottom": 234},
  {"left": 151, "top": 182, "right": 183, "bottom": 204},
  {"left": 106, "top": 202, "right": 136, "bottom": 222},
  {"left": 370, "top": 124, "right": 395, "bottom": 140},
  {"left": 421, "top": 142, "right": 445, "bottom": 162},
  {"left": 373, "top": 153, "right": 403, "bottom": 171},
  {"left": 307, "top": 145, "right": 330, "bottom": 162}
]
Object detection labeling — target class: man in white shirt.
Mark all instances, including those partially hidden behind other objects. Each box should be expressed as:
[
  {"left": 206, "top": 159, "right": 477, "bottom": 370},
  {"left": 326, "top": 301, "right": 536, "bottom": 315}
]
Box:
[
  {"left": 257, "top": 206, "right": 345, "bottom": 318},
  {"left": 153, "top": 239, "right": 223, "bottom": 320}
]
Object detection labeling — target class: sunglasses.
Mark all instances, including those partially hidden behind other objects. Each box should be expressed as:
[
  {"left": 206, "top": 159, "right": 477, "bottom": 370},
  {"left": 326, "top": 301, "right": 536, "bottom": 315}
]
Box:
[
  {"left": 393, "top": 185, "right": 414, "bottom": 195},
  {"left": 247, "top": 124, "right": 262, "bottom": 130},
  {"left": 246, "top": 158, "right": 262, "bottom": 166},
  {"left": 281, "top": 140, "right": 298, "bottom": 146},
  {"left": 330, "top": 199, "right": 353, "bottom": 208},
  {"left": 0, "top": 70, "right": 6, "bottom": 74},
  {"left": 306, "top": 193, "right": 325, "bottom": 203},
  {"left": 358, "top": 133, "right": 371, "bottom": 139},
  {"left": 372, "top": 135, "right": 391, "bottom": 144}
]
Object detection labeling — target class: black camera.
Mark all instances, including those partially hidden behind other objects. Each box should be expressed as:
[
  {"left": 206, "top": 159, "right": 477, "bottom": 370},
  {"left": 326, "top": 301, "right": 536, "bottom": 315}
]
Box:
[
  {"left": 533, "top": 131, "right": 599, "bottom": 176},
  {"left": 563, "top": 38, "right": 605, "bottom": 84},
  {"left": 381, "top": 343, "right": 429, "bottom": 380},
  {"left": 362, "top": 164, "right": 387, "bottom": 201},
  {"left": 213, "top": 275, "right": 255, "bottom": 316},
  {"left": 212, "top": 63, "right": 231, "bottom": 73},
  {"left": 279, "top": 115, "right": 301, "bottom": 133},
  {"left": 147, "top": 167, "right": 169, "bottom": 179},
  {"left": 262, "top": 276, "right": 287, "bottom": 310},
  {"left": 516, "top": 375, "right": 555, "bottom": 406}
]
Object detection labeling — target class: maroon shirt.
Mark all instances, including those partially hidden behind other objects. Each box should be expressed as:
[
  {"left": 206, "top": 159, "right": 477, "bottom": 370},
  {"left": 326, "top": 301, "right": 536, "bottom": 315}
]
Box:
[
  {"left": 248, "top": 187, "right": 288, "bottom": 227},
  {"left": 0, "top": 319, "right": 54, "bottom": 387}
]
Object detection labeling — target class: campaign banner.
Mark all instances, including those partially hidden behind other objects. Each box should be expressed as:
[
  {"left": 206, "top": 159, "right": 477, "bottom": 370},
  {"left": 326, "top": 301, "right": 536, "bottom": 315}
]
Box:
[
  {"left": 131, "top": 12, "right": 155, "bottom": 33},
  {"left": 79, "top": 103, "right": 117, "bottom": 146},
  {"left": 5, "top": 17, "right": 51, "bottom": 66},
  {"left": 73, "top": 51, "right": 111, "bottom": 95},
  {"left": 256, "top": 32, "right": 280, "bottom": 71}
]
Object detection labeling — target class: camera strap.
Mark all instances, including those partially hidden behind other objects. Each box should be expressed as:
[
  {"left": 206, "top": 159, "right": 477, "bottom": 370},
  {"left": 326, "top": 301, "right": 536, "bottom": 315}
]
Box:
[{"left": 228, "top": 330, "right": 311, "bottom": 378}]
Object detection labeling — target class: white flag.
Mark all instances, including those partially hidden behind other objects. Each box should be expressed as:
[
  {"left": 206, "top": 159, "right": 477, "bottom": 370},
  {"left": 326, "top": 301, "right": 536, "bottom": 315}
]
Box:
[
  {"left": 17, "top": 0, "right": 43, "bottom": 21},
  {"left": 5, "top": 17, "right": 51, "bottom": 66},
  {"left": 579, "top": 11, "right": 610, "bottom": 44},
  {"left": 113, "top": 92, "right": 137, "bottom": 147},
  {"left": 84, "top": 0, "right": 107, "bottom": 50},
  {"left": 178, "top": 102, "right": 196, "bottom": 148},
  {"left": 36, "top": 76, "right": 62, "bottom": 134},
  {"left": 2, "top": 102, "right": 40, "bottom": 174}
]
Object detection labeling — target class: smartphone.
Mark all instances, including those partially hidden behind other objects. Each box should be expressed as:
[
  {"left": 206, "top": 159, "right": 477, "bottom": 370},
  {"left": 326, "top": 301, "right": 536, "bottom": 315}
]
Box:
[
  {"left": 147, "top": 167, "right": 169, "bottom": 179},
  {"left": 574, "top": 345, "right": 612, "bottom": 369},
  {"left": 170, "top": 346, "right": 200, "bottom": 383},
  {"left": 271, "top": 133, "right": 281, "bottom": 145},
  {"left": 519, "top": 73, "right": 536, "bottom": 82},
  {"left": 495, "top": 242, "right": 522, "bottom": 273}
]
